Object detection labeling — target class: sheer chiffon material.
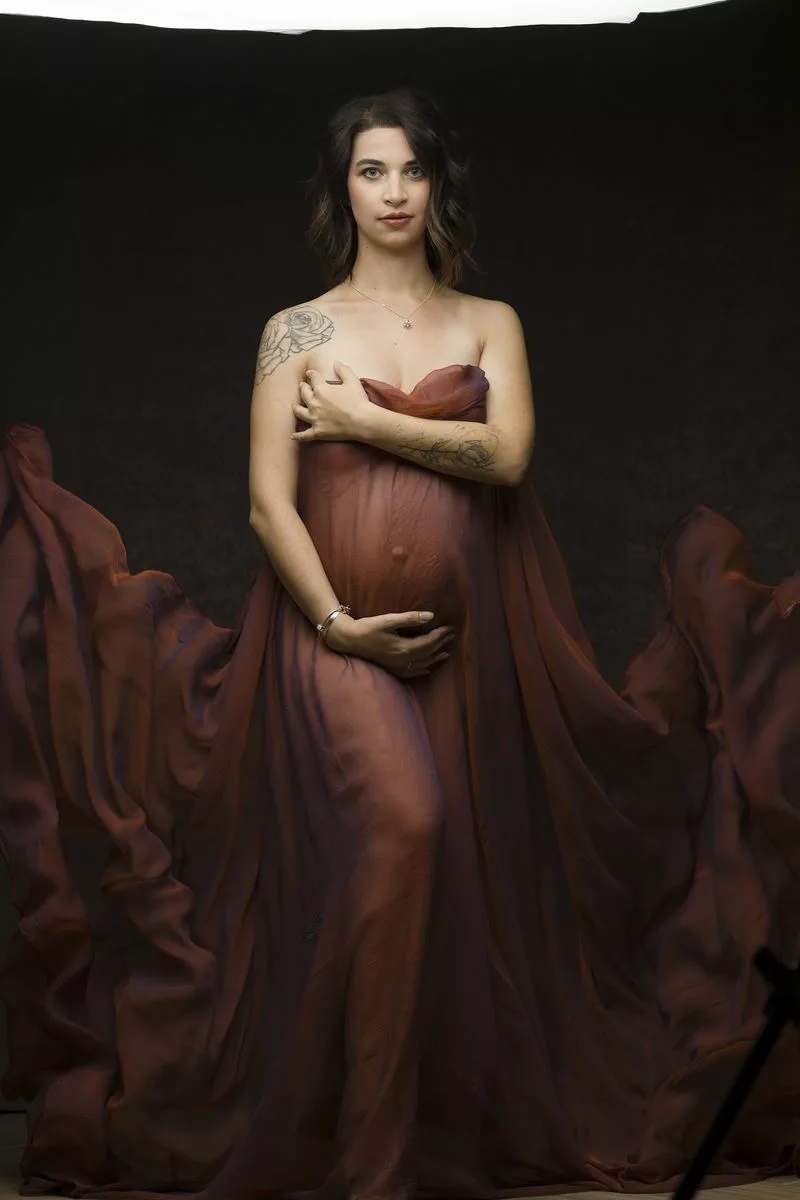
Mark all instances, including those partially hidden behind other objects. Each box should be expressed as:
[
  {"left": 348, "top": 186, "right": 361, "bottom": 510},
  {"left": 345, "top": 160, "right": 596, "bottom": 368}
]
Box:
[{"left": 0, "top": 364, "right": 798, "bottom": 1199}]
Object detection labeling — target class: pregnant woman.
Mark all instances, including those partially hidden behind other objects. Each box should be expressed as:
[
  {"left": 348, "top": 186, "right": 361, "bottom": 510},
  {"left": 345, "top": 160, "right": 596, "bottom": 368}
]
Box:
[{"left": 1, "top": 88, "right": 798, "bottom": 1200}]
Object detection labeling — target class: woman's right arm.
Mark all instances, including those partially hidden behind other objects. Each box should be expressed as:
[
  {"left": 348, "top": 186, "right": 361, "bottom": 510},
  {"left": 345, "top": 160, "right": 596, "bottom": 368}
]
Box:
[{"left": 248, "top": 312, "right": 343, "bottom": 629}]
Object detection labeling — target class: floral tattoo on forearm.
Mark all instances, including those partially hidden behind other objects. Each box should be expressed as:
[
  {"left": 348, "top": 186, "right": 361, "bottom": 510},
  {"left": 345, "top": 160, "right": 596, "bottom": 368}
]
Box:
[
  {"left": 396, "top": 424, "right": 499, "bottom": 475},
  {"left": 255, "top": 306, "right": 334, "bottom": 382}
]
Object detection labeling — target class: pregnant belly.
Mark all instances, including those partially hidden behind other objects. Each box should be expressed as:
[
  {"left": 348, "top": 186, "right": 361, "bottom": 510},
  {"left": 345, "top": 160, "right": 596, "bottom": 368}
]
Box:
[{"left": 299, "top": 453, "right": 491, "bottom": 629}]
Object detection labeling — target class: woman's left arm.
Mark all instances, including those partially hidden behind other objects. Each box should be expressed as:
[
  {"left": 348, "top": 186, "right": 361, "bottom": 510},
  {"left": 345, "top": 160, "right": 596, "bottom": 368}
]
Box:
[
  {"left": 295, "top": 301, "right": 536, "bottom": 487},
  {"left": 358, "top": 301, "right": 535, "bottom": 487}
]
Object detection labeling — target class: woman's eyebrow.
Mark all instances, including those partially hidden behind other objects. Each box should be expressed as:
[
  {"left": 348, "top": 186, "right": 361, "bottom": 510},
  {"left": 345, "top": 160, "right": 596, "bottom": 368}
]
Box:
[{"left": 354, "top": 157, "right": 419, "bottom": 167}]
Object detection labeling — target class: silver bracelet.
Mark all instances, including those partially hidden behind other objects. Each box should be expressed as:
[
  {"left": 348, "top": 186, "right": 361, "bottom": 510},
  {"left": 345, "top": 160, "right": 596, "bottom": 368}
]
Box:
[{"left": 316, "top": 604, "right": 352, "bottom": 642}]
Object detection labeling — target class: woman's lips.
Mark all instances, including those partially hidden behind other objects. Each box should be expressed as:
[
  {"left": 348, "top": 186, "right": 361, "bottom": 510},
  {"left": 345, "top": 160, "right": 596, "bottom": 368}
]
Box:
[{"left": 381, "top": 216, "right": 412, "bottom": 226}]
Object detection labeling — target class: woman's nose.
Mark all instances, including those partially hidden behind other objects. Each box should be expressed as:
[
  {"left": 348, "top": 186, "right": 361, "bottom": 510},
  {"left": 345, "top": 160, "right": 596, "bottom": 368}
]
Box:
[{"left": 384, "top": 178, "right": 407, "bottom": 203}]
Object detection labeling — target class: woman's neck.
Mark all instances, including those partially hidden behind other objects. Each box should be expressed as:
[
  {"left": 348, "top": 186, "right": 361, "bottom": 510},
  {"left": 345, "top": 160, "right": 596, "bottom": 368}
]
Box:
[{"left": 348, "top": 246, "right": 437, "bottom": 304}]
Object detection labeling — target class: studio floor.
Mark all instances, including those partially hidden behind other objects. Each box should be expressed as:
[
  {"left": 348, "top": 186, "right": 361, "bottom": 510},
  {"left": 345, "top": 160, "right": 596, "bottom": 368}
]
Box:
[{"left": 0, "top": 1114, "right": 797, "bottom": 1200}]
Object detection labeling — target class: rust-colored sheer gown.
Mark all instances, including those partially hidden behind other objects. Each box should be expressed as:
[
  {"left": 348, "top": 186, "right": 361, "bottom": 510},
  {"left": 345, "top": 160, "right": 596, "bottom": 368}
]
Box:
[{"left": 1, "top": 364, "right": 799, "bottom": 1200}]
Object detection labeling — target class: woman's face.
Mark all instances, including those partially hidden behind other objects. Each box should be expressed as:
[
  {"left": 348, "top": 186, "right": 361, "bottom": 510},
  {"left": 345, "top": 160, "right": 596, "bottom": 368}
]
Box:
[{"left": 346, "top": 125, "right": 431, "bottom": 245}]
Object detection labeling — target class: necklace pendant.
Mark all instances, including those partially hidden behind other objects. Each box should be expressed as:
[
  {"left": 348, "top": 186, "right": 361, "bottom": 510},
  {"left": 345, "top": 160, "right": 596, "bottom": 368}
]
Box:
[{"left": 402, "top": 318, "right": 412, "bottom": 329}]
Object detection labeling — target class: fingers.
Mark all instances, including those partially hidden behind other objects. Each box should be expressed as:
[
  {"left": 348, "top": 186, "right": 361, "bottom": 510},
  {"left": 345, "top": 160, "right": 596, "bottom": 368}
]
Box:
[
  {"left": 303, "top": 366, "right": 355, "bottom": 397},
  {"left": 299, "top": 379, "right": 325, "bottom": 403},
  {"left": 378, "top": 610, "right": 436, "bottom": 630},
  {"left": 291, "top": 402, "right": 314, "bottom": 442},
  {"left": 390, "top": 631, "right": 454, "bottom": 679},
  {"left": 354, "top": 611, "right": 456, "bottom": 679},
  {"left": 303, "top": 368, "right": 343, "bottom": 386},
  {"left": 369, "top": 612, "right": 454, "bottom": 651},
  {"left": 403, "top": 626, "right": 455, "bottom": 652},
  {"left": 410, "top": 628, "right": 453, "bottom": 657}
]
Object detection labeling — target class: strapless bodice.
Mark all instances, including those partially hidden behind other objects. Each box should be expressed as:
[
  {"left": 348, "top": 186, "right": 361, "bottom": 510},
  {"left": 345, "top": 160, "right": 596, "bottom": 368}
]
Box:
[{"left": 358, "top": 362, "right": 489, "bottom": 421}]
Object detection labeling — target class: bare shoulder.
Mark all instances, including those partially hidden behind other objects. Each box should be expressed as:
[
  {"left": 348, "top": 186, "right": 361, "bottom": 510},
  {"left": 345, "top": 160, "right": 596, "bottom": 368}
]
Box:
[
  {"left": 254, "top": 292, "right": 339, "bottom": 385},
  {"left": 449, "top": 291, "right": 516, "bottom": 311},
  {"left": 451, "top": 291, "right": 522, "bottom": 347}
]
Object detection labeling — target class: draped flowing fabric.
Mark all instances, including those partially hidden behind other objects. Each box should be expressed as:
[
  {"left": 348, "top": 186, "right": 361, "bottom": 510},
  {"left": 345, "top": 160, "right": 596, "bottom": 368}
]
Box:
[{"left": 0, "top": 363, "right": 798, "bottom": 1200}]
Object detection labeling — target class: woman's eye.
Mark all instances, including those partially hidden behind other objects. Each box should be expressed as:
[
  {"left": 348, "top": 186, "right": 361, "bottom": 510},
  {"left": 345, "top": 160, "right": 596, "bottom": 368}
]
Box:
[{"left": 359, "top": 168, "right": 426, "bottom": 179}]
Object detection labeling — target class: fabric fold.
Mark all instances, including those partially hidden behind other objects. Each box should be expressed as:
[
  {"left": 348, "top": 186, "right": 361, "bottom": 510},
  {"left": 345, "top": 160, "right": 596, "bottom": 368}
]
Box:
[{"left": 0, "top": 371, "right": 797, "bottom": 1198}]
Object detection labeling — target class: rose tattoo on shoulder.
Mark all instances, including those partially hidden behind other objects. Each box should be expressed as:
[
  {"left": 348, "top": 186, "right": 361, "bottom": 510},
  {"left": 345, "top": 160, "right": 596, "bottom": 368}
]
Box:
[{"left": 255, "top": 306, "right": 335, "bottom": 383}]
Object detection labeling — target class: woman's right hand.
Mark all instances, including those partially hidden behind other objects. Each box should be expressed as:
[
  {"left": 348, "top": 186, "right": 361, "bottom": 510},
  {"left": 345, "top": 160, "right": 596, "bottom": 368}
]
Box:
[{"left": 325, "top": 611, "right": 455, "bottom": 679}]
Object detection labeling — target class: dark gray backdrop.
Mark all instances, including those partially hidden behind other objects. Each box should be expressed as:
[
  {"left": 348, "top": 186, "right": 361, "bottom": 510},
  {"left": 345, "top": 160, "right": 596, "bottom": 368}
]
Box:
[{"left": 0, "top": 0, "right": 797, "bottom": 1104}]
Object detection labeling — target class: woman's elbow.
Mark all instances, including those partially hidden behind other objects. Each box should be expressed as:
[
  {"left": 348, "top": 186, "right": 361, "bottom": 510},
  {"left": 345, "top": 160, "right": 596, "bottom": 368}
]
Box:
[
  {"left": 249, "top": 490, "right": 298, "bottom": 534},
  {"left": 249, "top": 498, "right": 266, "bottom": 527},
  {"left": 499, "top": 466, "right": 526, "bottom": 488},
  {"left": 249, "top": 498, "right": 277, "bottom": 532},
  {"left": 501, "top": 444, "right": 534, "bottom": 487}
]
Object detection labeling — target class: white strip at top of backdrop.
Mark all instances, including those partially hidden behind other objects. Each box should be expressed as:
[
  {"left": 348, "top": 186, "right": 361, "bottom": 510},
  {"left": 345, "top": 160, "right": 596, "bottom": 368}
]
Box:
[{"left": 0, "top": 0, "right": 729, "bottom": 32}]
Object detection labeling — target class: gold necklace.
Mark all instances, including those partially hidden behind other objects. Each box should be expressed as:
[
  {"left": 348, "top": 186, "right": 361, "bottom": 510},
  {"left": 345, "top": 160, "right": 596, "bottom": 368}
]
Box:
[{"left": 346, "top": 274, "right": 438, "bottom": 329}]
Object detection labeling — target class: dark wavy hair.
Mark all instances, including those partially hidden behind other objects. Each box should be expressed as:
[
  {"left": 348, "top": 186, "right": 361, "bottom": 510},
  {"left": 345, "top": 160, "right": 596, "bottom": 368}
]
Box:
[{"left": 304, "top": 88, "right": 480, "bottom": 290}]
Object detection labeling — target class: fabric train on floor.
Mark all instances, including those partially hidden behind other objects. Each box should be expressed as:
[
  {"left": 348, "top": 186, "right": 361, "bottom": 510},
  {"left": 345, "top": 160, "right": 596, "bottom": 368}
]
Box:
[{"left": 0, "top": 365, "right": 798, "bottom": 1199}]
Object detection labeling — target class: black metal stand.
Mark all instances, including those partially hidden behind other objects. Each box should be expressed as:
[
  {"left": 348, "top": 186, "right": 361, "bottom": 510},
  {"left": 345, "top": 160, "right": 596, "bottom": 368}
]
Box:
[{"left": 673, "top": 948, "right": 800, "bottom": 1200}]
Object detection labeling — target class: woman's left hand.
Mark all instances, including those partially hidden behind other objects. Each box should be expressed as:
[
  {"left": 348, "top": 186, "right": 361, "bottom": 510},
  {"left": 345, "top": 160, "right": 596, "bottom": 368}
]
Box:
[{"left": 292, "top": 361, "right": 374, "bottom": 443}]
